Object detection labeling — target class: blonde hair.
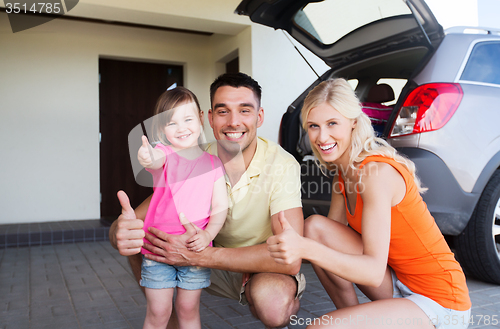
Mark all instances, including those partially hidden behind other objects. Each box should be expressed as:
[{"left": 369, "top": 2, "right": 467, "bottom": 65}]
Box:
[{"left": 301, "top": 78, "right": 427, "bottom": 193}]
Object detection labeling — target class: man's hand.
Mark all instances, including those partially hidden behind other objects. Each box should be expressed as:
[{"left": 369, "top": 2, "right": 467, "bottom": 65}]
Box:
[
  {"left": 267, "top": 211, "right": 304, "bottom": 265},
  {"left": 142, "top": 213, "right": 202, "bottom": 266},
  {"left": 137, "top": 135, "right": 154, "bottom": 168},
  {"left": 114, "top": 190, "right": 145, "bottom": 256}
]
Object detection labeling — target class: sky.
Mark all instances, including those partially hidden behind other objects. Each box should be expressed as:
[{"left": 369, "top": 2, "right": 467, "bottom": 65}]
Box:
[{"left": 425, "top": 0, "right": 500, "bottom": 30}]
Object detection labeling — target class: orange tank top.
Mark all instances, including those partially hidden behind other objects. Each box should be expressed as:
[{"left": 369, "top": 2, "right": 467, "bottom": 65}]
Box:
[{"left": 339, "top": 155, "right": 471, "bottom": 311}]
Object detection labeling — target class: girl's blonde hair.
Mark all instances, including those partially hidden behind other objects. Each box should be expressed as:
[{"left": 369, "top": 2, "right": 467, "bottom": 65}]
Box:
[
  {"left": 301, "top": 78, "right": 427, "bottom": 193},
  {"left": 152, "top": 86, "right": 206, "bottom": 146}
]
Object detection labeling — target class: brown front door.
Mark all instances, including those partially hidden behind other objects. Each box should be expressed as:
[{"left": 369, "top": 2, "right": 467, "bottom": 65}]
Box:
[{"left": 99, "top": 58, "right": 183, "bottom": 221}]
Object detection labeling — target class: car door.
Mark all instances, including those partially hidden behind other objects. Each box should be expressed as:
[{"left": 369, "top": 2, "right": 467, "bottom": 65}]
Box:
[{"left": 236, "top": 0, "right": 443, "bottom": 69}]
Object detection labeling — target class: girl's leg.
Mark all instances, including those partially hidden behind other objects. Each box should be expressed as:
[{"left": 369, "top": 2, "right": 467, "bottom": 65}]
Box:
[
  {"left": 304, "top": 215, "right": 393, "bottom": 308},
  {"left": 307, "top": 298, "right": 435, "bottom": 329},
  {"left": 175, "top": 288, "right": 203, "bottom": 329},
  {"left": 143, "top": 287, "right": 175, "bottom": 329}
]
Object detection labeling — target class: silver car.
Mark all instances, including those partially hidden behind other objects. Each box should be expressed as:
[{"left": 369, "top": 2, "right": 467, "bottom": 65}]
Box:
[{"left": 237, "top": 0, "right": 500, "bottom": 284}]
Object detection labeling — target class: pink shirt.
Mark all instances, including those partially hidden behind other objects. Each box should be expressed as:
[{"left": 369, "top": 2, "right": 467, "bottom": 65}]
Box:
[{"left": 141, "top": 144, "right": 224, "bottom": 255}]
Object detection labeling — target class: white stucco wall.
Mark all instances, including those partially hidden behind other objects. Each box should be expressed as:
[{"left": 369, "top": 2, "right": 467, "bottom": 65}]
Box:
[
  {"left": 250, "top": 24, "right": 329, "bottom": 142},
  {"left": 0, "top": 12, "right": 217, "bottom": 224},
  {"left": 0, "top": 0, "right": 331, "bottom": 224}
]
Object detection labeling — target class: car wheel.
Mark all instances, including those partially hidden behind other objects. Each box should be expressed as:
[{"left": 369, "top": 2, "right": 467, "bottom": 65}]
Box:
[{"left": 455, "top": 169, "right": 500, "bottom": 284}]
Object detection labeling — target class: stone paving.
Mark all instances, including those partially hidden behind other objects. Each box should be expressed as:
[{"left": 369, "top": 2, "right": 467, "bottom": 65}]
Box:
[{"left": 1, "top": 241, "right": 500, "bottom": 328}]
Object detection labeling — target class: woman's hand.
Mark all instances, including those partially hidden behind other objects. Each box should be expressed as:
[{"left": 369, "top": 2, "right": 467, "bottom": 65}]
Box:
[{"left": 267, "top": 211, "right": 305, "bottom": 265}]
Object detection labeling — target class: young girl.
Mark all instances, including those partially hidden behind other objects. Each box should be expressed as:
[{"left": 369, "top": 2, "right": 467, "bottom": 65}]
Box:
[
  {"left": 137, "top": 87, "right": 227, "bottom": 329},
  {"left": 267, "top": 78, "right": 471, "bottom": 328}
]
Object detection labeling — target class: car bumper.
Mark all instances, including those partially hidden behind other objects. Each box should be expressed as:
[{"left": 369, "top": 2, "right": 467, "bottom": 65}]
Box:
[{"left": 396, "top": 147, "right": 480, "bottom": 235}]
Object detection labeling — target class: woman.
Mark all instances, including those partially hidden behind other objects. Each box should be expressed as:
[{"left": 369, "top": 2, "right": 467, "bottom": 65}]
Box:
[{"left": 267, "top": 78, "right": 471, "bottom": 328}]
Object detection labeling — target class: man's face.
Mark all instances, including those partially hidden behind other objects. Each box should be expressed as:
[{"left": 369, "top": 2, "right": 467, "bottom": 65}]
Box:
[{"left": 208, "top": 86, "right": 264, "bottom": 155}]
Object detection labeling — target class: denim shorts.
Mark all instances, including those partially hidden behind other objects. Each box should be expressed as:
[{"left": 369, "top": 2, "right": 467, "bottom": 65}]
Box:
[
  {"left": 140, "top": 256, "right": 211, "bottom": 290},
  {"left": 392, "top": 271, "right": 470, "bottom": 329}
]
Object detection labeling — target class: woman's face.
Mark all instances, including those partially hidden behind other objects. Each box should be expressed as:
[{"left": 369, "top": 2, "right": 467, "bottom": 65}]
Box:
[{"left": 306, "top": 102, "right": 356, "bottom": 166}]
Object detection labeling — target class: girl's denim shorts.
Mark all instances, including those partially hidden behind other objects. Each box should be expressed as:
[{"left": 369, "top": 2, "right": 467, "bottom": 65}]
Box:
[{"left": 140, "top": 256, "right": 211, "bottom": 290}]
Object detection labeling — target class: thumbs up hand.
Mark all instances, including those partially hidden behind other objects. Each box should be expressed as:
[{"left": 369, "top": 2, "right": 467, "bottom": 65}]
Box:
[
  {"left": 114, "top": 190, "right": 145, "bottom": 256},
  {"left": 138, "top": 135, "right": 154, "bottom": 168},
  {"left": 267, "top": 211, "right": 304, "bottom": 265}
]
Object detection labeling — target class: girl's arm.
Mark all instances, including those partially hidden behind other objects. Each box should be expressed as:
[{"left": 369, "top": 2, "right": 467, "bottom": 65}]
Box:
[
  {"left": 205, "top": 176, "right": 228, "bottom": 240},
  {"left": 137, "top": 135, "right": 166, "bottom": 170},
  {"left": 186, "top": 176, "right": 228, "bottom": 251}
]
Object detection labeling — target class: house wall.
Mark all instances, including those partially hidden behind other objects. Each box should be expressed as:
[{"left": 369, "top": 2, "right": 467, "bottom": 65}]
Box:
[
  {"left": 250, "top": 24, "right": 328, "bottom": 142},
  {"left": 0, "top": 13, "right": 217, "bottom": 224},
  {"left": 0, "top": 4, "right": 328, "bottom": 224}
]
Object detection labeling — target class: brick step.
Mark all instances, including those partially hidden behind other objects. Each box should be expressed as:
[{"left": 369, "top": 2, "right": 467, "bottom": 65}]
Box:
[{"left": 0, "top": 219, "right": 110, "bottom": 249}]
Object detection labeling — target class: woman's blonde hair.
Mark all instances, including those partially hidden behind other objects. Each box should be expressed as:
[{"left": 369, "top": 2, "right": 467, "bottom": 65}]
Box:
[{"left": 301, "top": 78, "right": 427, "bottom": 193}]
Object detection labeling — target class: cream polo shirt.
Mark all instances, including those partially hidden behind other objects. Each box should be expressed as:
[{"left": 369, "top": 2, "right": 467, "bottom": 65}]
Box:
[{"left": 206, "top": 137, "right": 302, "bottom": 248}]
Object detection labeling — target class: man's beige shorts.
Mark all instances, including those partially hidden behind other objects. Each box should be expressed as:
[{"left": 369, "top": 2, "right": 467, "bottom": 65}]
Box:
[{"left": 205, "top": 269, "right": 306, "bottom": 306}]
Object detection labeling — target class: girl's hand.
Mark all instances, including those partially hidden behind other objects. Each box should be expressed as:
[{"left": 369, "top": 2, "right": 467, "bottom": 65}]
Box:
[
  {"left": 267, "top": 211, "right": 304, "bottom": 265},
  {"left": 186, "top": 230, "right": 212, "bottom": 252},
  {"left": 137, "top": 135, "right": 153, "bottom": 168}
]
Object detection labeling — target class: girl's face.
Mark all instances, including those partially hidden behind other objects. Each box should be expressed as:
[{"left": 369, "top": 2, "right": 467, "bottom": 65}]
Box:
[
  {"left": 163, "top": 102, "right": 203, "bottom": 151},
  {"left": 306, "top": 102, "right": 356, "bottom": 167}
]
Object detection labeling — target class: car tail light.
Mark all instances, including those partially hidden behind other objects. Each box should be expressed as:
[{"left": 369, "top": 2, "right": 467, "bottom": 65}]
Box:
[{"left": 389, "top": 83, "right": 463, "bottom": 137}]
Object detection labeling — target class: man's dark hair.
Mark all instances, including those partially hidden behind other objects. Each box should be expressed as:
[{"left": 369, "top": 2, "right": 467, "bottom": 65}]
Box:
[{"left": 210, "top": 72, "right": 262, "bottom": 108}]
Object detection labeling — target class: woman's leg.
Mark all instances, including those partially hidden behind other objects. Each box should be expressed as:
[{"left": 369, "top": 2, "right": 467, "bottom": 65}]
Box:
[
  {"left": 143, "top": 287, "right": 174, "bottom": 329},
  {"left": 307, "top": 298, "right": 436, "bottom": 328},
  {"left": 304, "top": 215, "right": 393, "bottom": 308},
  {"left": 175, "top": 288, "right": 203, "bottom": 329}
]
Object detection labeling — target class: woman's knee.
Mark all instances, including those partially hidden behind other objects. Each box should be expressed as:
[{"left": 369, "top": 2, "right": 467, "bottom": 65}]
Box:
[
  {"left": 305, "top": 215, "right": 363, "bottom": 254},
  {"left": 304, "top": 214, "right": 329, "bottom": 240}
]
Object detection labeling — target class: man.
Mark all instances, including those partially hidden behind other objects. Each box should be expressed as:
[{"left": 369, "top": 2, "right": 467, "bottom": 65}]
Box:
[{"left": 110, "top": 73, "right": 305, "bottom": 328}]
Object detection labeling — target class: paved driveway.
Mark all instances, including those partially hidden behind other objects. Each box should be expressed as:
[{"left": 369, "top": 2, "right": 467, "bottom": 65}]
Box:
[{"left": 1, "top": 241, "right": 499, "bottom": 329}]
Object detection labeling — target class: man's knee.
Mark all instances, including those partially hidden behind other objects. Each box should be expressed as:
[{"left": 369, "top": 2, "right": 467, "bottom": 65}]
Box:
[{"left": 246, "top": 273, "right": 300, "bottom": 327}]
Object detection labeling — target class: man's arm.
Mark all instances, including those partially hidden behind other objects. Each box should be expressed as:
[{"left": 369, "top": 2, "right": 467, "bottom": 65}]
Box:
[{"left": 143, "top": 206, "right": 304, "bottom": 275}]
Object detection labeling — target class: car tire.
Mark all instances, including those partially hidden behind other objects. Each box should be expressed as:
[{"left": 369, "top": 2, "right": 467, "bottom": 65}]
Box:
[{"left": 454, "top": 169, "right": 500, "bottom": 284}]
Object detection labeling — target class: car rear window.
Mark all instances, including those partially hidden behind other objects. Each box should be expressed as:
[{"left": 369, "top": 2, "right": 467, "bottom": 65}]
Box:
[
  {"left": 460, "top": 41, "right": 500, "bottom": 86},
  {"left": 293, "top": 0, "right": 413, "bottom": 45}
]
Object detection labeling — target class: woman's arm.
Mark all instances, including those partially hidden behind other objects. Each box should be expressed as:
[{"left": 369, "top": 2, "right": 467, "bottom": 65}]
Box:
[
  {"left": 327, "top": 175, "right": 348, "bottom": 225},
  {"left": 268, "top": 162, "right": 405, "bottom": 287}
]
